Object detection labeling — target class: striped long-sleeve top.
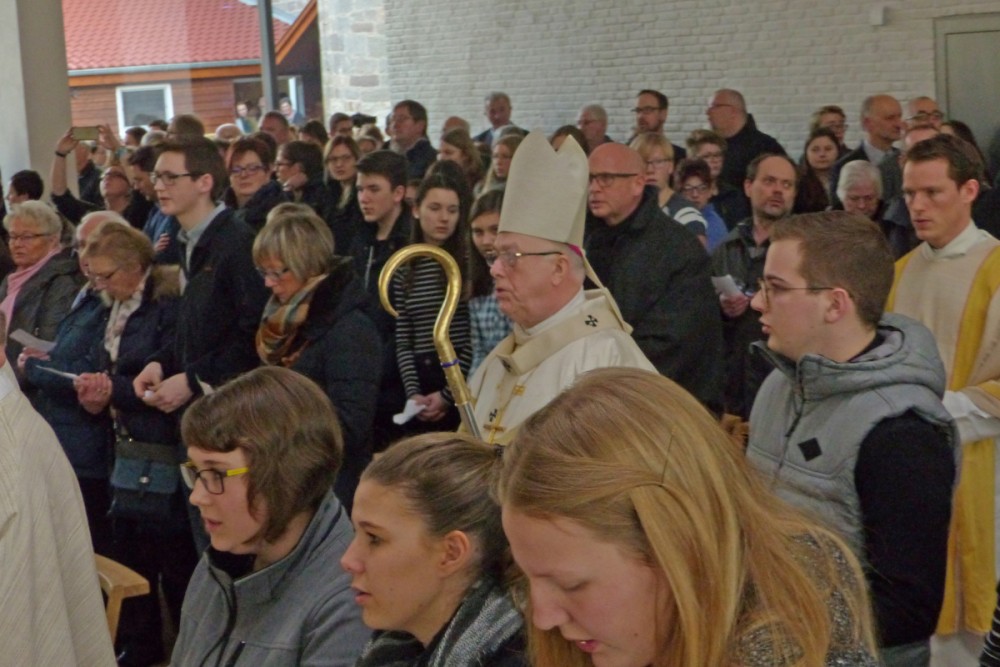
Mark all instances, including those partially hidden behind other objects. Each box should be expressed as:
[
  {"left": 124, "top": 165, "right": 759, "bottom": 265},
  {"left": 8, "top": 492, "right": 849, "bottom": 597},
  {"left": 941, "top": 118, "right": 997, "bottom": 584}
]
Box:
[{"left": 392, "top": 257, "right": 471, "bottom": 399}]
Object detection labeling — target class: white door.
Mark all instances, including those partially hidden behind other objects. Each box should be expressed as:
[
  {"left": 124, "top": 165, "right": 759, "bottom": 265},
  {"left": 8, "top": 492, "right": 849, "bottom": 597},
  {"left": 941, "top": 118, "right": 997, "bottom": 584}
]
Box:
[{"left": 935, "top": 13, "right": 1000, "bottom": 179}]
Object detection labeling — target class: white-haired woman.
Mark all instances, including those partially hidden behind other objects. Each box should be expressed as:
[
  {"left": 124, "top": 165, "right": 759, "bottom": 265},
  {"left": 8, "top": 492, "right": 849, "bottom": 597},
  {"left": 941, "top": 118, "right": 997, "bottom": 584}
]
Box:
[{"left": 0, "top": 201, "right": 83, "bottom": 387}]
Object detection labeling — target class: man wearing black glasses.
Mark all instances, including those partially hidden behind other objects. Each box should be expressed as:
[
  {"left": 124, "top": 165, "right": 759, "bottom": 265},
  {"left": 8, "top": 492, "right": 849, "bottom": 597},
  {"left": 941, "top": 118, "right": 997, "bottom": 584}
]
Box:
[
  {"left": 628, "top": 89, "right": 686, "bottom": 161},
  {"left": 135, "top": 136, "right": 268, "bottom": 414},
  {"left": 711, "top": 153, "right": 797, "bottom": 418},
  {"left": 133, "top": 137, "right": 268, "bottom": 553},
  {"left": 585, "top": 142, "right": 723, "bottom": 413}
]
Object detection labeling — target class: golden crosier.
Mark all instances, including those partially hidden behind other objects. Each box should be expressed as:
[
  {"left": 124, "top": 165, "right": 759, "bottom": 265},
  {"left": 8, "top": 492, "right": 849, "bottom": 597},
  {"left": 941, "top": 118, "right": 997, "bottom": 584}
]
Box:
[{"left": 379, "top": 244, "right": 481, "bottom": 438}]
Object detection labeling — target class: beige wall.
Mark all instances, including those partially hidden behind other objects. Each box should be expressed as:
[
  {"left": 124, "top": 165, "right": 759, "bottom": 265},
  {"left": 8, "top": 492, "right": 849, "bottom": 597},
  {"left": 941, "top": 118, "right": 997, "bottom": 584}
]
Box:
[{"left": 0, "top": 0, "right": 73, "bottom": 188}]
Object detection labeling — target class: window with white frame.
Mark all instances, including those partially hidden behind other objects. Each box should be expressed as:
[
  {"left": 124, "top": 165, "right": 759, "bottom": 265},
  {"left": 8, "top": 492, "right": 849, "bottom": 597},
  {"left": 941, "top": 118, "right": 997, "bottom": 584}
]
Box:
[{"left": 116, "top": 84, "right": 174, "bottom": 129}]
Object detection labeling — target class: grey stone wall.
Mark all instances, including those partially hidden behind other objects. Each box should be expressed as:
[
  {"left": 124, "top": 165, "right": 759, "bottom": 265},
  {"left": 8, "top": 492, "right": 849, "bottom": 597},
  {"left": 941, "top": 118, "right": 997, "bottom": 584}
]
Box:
[{"left": 317, "top": 0, "right": 391, "bottom": 122}]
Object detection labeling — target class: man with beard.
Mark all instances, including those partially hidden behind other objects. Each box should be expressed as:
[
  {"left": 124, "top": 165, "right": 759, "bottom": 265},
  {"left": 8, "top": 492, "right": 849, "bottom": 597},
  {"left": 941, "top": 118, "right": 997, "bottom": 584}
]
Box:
[
  {"left": 628, "top": 89, "right": 686, "bottom": 160},
  {"left": 711, "top": 154, "right": 797, "bottom": 418}
]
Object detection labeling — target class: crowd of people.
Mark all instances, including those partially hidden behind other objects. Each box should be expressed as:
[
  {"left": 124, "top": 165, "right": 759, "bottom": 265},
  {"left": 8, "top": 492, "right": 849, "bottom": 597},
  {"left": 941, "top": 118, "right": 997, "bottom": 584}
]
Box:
[{"left": 2, "top": 85, "right": 1000, "bottom": 667}]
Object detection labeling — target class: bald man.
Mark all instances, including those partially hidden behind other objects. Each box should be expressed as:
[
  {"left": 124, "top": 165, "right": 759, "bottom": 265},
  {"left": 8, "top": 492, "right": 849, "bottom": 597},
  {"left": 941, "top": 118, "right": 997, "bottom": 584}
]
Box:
[
  {"left": 830, "top": 94, "right": 904, "bottom": 207},
  {"left": 706, "top": 88, "right": 786, "bottom": 192},
  {"left": 584, "top": 143, "right": 723, "bottom": 410},
  {"left": 905, "top": 96, "right": 944, "bottom": 131}
]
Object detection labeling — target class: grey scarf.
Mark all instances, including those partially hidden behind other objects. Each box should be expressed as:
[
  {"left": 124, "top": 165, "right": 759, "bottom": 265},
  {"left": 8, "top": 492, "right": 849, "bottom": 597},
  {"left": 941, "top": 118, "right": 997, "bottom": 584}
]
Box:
[{"left": 355, "top": 577, "right": 523, "bottom": 667}]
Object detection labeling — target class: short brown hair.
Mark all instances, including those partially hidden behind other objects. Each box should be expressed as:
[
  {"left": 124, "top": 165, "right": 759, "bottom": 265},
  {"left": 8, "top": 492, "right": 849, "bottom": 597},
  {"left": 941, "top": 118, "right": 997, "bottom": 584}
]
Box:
[
  {"left": 676, "top": 158, "right": 713, "bottom": 187},
  {"left": 770, "top": 212, "right": 893, "bottom": 328},
  {"left": 169, "top": 113, "right": 206, "bottom": 138},
  {"left": 228, "top": 136, "right": 274, "bottom": 169},
  {"left": 181, "top": 366, "right": 344, "bottom": 542},
  {"left": 159, "top": 137, "right": 229, "bottom": 201},
  {"left": 904, "top": 133, "right": 983, "bottom": 188}
]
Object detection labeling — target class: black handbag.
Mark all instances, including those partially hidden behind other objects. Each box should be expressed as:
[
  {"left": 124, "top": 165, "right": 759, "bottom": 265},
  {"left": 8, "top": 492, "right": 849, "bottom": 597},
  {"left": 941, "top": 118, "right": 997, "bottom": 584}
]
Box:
[{"left": 109, "top": 426, "right": 180, "bottom": 520}]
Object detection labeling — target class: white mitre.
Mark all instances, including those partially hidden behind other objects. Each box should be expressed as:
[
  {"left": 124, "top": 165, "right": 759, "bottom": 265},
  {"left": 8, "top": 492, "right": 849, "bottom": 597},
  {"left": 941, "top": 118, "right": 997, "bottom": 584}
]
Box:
[{"left": 498, "top": 131, "right": 606, "bottom": 288}]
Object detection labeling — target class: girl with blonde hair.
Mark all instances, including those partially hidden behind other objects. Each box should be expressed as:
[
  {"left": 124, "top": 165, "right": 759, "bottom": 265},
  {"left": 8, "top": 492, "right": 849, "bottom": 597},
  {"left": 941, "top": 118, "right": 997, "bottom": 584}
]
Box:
[
  {"left": 498, "top": 368, "right": 878, "bottom": 667},
  {"left": 629, "top": 132, "right": 713, "bottom": 248}
]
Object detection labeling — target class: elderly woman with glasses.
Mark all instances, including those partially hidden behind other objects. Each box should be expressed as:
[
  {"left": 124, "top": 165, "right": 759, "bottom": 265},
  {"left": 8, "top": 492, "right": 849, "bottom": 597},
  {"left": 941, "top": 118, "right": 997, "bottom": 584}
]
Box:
[
  {"left": 19, "top": 212, "right": 127, "bottom": 561},
  {"left": 170, "top": 366, "right": 369, "bottom": 667},
  {"left": 68, "top": 222, "right": 198, "bottom": 667},
  {"left": 224, "top": 135, "right": 285, "bottom": 232},
  {"left": 253, "top": 203, "right": 382, "bottom": 512},
  {"left": 0, "top": 201, "right": 84, "bottom": 388},
  {"left": 837, "top": 161, "right": 884, "bottom": 222}
]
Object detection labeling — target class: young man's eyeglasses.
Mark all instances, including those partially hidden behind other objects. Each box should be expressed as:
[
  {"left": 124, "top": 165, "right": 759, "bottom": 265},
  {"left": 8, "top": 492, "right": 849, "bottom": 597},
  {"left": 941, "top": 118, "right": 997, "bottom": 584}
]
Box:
[
  {"left": 756, "top": 279, "right": 835, "bottom": 308},
  {"left": 682, "top": 184, "right": 709, "bottom": 196},
  {"left": 151, "top": 171, "right": 195, "bottom": 186}
]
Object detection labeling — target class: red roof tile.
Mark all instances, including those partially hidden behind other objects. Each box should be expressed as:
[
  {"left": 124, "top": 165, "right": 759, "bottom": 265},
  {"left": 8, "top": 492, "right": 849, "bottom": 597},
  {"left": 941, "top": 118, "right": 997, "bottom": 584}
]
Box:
[{"left": 63, "top": 0, "right": 291, "bottom": 71}]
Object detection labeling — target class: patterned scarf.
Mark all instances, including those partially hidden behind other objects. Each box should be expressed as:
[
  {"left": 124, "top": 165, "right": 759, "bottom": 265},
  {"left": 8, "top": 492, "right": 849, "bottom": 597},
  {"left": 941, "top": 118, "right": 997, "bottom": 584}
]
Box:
[
  {"left": 255, "top": 274, "right": 327, "bottom": 366},
  {"left": 104, "top": 270, "right": 149, "bottom": 363},
  {"left": 355, "top": 577, "right": 523, "bottom": 667}
]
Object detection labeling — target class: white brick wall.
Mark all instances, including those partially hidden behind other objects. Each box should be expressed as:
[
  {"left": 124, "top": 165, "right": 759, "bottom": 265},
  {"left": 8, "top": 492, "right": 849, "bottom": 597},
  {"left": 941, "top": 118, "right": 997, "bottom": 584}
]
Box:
[{"left": 370, "top": 0, "right": 1000, "bottom": 154}]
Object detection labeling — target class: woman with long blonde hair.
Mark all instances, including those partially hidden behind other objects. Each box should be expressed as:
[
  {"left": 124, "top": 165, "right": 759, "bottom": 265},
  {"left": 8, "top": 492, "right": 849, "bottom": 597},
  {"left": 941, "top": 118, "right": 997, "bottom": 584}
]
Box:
[{"left": 498, "top": 368, "right": 878, "bottom": 667}]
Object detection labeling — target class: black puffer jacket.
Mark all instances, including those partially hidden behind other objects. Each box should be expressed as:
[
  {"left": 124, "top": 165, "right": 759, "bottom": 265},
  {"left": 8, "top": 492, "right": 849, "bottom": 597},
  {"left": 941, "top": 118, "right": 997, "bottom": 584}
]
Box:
[
  {"left": 274, "top": 258, "right": 383, "bottom": 510},
  {"left": 586, "top": 186, "right": 724, "bottom": 412}
]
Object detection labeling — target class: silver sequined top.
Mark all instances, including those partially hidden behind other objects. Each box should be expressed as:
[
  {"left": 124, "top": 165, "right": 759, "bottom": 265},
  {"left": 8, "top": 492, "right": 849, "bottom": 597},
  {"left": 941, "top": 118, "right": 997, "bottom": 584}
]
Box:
[{"left": 736, "top": 534, "right": 879, "bottom": 666}]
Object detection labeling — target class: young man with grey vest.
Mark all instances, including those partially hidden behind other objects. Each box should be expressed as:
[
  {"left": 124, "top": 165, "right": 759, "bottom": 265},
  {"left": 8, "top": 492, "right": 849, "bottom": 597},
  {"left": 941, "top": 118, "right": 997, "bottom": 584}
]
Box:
[{"left": 745, "top": 210, "right": 956, "bottom": 667}]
